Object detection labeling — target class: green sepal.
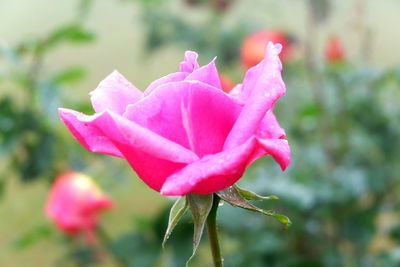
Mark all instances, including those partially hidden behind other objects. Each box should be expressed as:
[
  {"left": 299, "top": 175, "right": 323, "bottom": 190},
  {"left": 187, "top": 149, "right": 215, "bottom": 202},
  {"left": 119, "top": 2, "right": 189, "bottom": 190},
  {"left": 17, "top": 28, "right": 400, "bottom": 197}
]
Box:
[
  {"left": 162, "top": 196, "right": 188, "bottom": 248},
  {"left": 235, "top": 185, "right": 279, "bottom": 201},
  {"left": 186, "top": 194, "right": 214, "bottom": 266},
  {"left": 217, "top": 186, "right": 291, "bottom": 229}
]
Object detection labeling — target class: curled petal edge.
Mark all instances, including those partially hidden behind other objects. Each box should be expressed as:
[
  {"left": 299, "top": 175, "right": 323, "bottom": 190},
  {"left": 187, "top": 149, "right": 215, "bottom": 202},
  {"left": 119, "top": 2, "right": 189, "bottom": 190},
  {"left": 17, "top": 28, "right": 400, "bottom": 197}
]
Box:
[
  {"left": 59, "top": 108, "right": 199, "bottom": 164},
  {"left": 89, "top": 70, "right": 142, "bottom": 114},
  {"left": 160, "top": 136, "right": 290, "bottom": 196}
]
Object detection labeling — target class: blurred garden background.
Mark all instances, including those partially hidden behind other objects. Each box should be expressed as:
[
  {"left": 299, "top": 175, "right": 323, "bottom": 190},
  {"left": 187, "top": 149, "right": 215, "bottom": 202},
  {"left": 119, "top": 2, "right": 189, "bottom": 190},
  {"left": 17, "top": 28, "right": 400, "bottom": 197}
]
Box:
[{"left": 1, "top": 0, "right": 400, "bottom": 266}]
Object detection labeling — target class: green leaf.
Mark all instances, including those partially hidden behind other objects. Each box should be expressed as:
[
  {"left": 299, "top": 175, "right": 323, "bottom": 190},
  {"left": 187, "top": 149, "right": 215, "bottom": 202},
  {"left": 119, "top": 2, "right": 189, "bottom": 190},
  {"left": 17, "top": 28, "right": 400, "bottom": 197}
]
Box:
[
  {"left": 37, "top": 24, "right": 95, "bottom": 53},
  {"left": 186, "top": 194, "right": 213, "bottom": 266},
  {"left": 301, "top": 103, "right": 321, "bottom": 117},
  {"left": 53, "top": 67, "right": 86, "bottom": 85},
  {"left": 14, "top": 224, "right": 53, "bottom": 249},
  {"left": 217, "top": 186, "right": 291, "bottom": 229},
  {"left": 48, "top": 24, "right": 95, "bottom": 44},
  {"left": 162, "top": 196, "right": 188, "bottom": 248},
  {"left": 235, "top": 185, "right": 279, "bottom": 201}
]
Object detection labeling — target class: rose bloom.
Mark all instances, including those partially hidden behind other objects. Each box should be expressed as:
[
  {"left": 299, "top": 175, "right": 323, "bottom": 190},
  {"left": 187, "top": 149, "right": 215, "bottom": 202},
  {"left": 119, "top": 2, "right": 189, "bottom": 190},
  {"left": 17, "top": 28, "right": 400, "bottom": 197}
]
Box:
[
  {"left": 241, "top": 30, "right": 293, "bottom": 68},
  {"left": 46, "top": 172, "right": 113, "bottom": 238},
  {"left": 59, "top": 43, "right": 290, "bottom": 196},
  {"left": 325, "top": 36, "right": 345, "bottom": 63}
]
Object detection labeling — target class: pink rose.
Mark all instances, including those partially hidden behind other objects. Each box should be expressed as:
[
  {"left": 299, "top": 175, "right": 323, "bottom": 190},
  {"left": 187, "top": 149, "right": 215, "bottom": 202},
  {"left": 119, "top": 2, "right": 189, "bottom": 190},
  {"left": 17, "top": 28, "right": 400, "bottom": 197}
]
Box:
[
  {"left": 45, "top": 172, "right": 113, "bottom": 238},
  {"left": 59, "top": 43, "right": 290, "bottom": 196}
]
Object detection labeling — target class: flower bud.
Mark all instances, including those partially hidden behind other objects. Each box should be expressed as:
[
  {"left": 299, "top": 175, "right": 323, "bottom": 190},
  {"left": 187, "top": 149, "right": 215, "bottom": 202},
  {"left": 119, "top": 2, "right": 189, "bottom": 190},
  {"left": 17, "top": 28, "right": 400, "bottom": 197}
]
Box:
[
  {"left": 45, "top": 172, "right": 113, "bottom": 238},
  {"left": 325, "top": 36, "right": 345, "bottom": 63}
]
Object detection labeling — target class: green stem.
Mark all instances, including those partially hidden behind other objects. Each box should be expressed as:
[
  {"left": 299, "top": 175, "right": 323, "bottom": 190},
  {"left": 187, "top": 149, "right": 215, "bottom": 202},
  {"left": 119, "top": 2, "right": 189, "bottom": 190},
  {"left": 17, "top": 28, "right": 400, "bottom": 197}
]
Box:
[{"left": 206, "top": 194, "right": 223, "bottom": 267}]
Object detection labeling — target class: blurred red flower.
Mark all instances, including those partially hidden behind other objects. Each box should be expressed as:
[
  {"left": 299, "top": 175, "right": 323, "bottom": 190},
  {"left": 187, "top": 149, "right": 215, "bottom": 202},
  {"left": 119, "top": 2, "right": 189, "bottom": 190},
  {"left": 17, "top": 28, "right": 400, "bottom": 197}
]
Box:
[
  {"left": 325, "top": 36, "right": 345, "bottom": 63},
  {"left": 241, "top": 30, "right": 293, "bottom": 68},
  {"left": 45, "top": 172, "right": 113, "bottom": 240},
  {"left": 220, "top": 74, "right": 235, "bottom": 92}
]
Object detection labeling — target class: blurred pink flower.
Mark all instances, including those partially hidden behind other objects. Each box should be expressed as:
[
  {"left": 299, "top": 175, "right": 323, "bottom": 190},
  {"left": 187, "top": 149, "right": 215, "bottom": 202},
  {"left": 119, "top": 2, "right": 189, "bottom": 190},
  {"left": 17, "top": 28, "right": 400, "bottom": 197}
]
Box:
[
  {"left": 46, "top": 172, "right": 113, "bottom": 239},
  {"left": 59, "top": 43, "right": 290, "bottom": 196}
]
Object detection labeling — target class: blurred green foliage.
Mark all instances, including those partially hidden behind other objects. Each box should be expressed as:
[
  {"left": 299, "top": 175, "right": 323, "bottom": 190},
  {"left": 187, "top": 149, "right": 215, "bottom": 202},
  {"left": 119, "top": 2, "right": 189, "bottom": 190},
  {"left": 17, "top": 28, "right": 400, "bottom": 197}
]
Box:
[
  {"left": 222, "top": 62, "right": 400, "bottom": 267},
  {"left": 0, "top": 22, "right": 94, "bottom": 183},
  {"left": 1, "top": 0, "right": 400, "bottom": 267}
]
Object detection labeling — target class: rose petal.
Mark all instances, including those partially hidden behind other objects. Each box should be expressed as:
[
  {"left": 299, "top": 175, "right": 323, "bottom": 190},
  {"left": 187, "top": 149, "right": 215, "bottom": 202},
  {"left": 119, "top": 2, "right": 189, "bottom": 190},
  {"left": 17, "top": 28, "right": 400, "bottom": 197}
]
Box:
[
  {"left": 94, "top": 111, "right": 201, "bottom": 191},
  {"left": 160, "top": 138, "right": 258, "bottom": 196},
  {"left": 90, "top": 70, "right": 142, "bottom": 114},
  {"left": 59, "top": 108, "right": 123, "bottom": 157},
  {"left": 60, "top": 108, "right": 199, "bottom": 163},
  {"left": 144, "top": 72, "right": 188, "bottom": 96},
  {"left": 124, "top": 80, "right": 242, "bottom": 157},
  {"left": 224, "top": 42, "right": 286, "bottom": 149},
  {"left": 239, "top": 43, "right": 284, "bottom": 102},
  {"left": 116, "top": 146, "right": 188, "bottom": 191},
  {"left": 143, "top": 51, "right": 202, "bottom": 96},
  {"left": 185, "top": 59, "right": 222, "bottom": 89},
  {"left": 229, "top": 84, "right": 243, "bottom": 96},
  {"left": 98, "top": 111, "right": 199, "bottom": 162},
  {"left": 179, "top": 50, "right": 199, "bottom": 72},
  {"left": 60, "top": 108, "right": 199, "bottom": 191},
  {"left": 145, "top": 56, "right": 221, "bottom": 96},
  {"left": 256, "top": 110, "right": 286, "bottom": 139},
  {"left": 255, "top": 138, "right": 291, "bottom": 170}
]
